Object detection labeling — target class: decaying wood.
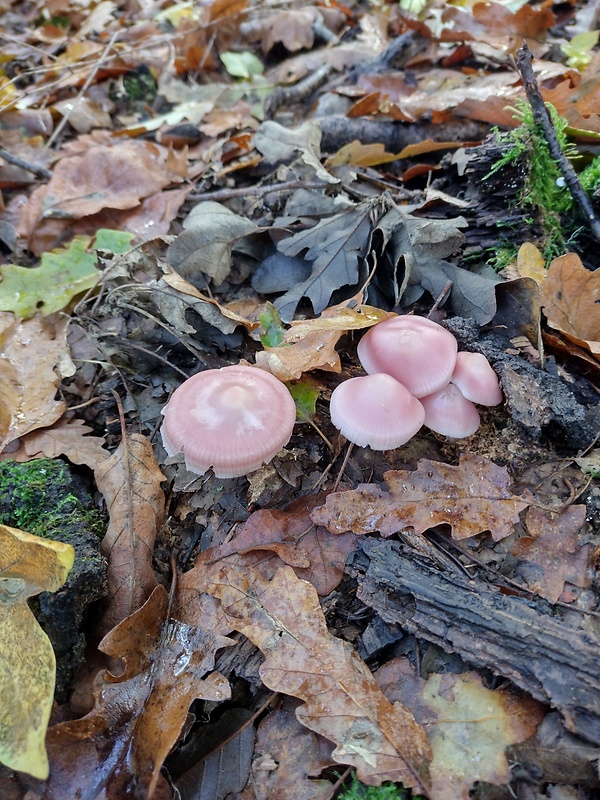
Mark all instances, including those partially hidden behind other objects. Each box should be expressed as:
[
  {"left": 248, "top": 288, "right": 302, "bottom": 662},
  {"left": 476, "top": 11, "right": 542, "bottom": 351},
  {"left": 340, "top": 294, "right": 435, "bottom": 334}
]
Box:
[{"left": 350, "top": 538, "right": 600, "bottom": 747}]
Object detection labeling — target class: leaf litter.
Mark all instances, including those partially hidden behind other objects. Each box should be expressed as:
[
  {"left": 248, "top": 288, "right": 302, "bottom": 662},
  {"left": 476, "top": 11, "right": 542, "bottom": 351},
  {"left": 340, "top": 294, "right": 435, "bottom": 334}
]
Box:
[{"left": 0, "top": 0, "right": 600, "bottom": 797}]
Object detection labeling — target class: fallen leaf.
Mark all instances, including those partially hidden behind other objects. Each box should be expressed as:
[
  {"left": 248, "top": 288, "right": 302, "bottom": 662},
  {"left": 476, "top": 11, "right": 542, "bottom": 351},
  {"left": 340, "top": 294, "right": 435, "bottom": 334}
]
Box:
[
  {"left": 515, "top": 242, "right": 547, "bottom": 284},
  {"left": 511, "top": 505, "right": 592, "bottom": 603},
  {"left": 376, "top": 659, "right": 545, "bottom": 800},
  {"left": 0, "top": 313, "right": 71, "bottom": 452},
  {"left": 205, "top": 563, "right": 432, "bottom": 790},
  {"left": 44, "top": 586, "right": 232, "bottom": 800},
  {"left": 94, "top": 433, "right": 165, "bottom": 635},
  {"left": 242, "top": 697, "right": 334, "bottom": 799},
  {"left": 540, "top": 253, "right": 600, "bottom": 355},
  {"left": 166, "top": 200, "right": 257, "bottom": 286},
  {"left": 0, "top": 525, "right": 74, "bottom": 779},
  {"left": 311, "top": 455, "right": 531, "bottom": 541},
  {"left": 0, "top": 229, "right": 131, "bottom": 319},
  {"left": 0, "top": 417, "right": 109, "bottom": 468},
  {"left": 254, "top": 120, "right": 339, "bottom": 185}
]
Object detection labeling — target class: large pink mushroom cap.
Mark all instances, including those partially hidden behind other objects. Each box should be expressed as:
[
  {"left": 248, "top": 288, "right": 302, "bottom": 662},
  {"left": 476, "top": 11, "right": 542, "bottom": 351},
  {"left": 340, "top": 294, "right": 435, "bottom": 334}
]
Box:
[
  {"left": 451, "top": 351, "right": 503, "bottom": 406},
  {"left": 161, "top": 365, "right": 296, "bottom": 478},
  {"left": 420, "top": 383, "right": 480, "bottom": 438},
  {"left": 357, "top": 315, "right": 458, "bottom": 398},
  {"left": 330, "top": 373, "right": 425, "bottom": 450}
]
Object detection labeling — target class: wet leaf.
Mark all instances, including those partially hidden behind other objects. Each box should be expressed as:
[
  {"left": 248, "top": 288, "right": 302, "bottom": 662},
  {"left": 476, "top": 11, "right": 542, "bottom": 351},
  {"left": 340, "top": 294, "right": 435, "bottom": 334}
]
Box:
[
  {"left": 205, "top": 563, "right": 432, "bottom": 790},
  {"left": 311, "top": 455, "right": 531, "bottom": 541},
  {"left": 511, "top": 505, "right": 592, "bottom": 603},
  {"left": 0, "top": 525, "right": 74, "bottom": 779},
  {"left": 288, "top": 377, "right": 319, "bottom": 422},
  {"left": 94, "top": 433, "right": 165, "bottom": 634},
  {"left": 376, "top": 660, "right": 545, "bottom": 800},
  {"left": 44, "top": 586, "right": 232, "bottom": 800}
]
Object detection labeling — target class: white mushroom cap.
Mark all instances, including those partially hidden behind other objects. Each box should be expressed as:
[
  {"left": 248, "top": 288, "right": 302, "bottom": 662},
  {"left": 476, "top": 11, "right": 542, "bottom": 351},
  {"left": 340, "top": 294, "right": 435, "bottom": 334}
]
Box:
[{"left": 330, "top": 373, "right": 425, "bottom": 450}]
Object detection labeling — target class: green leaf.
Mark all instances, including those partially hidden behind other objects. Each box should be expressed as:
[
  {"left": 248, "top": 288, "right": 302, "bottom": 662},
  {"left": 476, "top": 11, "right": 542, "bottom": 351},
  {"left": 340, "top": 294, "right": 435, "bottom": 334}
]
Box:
[
  {"left": 259, "top": 302, "right": 287, "bottom": 347},
  {"left": 220, "top": 51, "right": 264, "bottom": 79},
  {"left": 0, "top": 229, "right": 133, "bottom": 319},
  {"left": 562, "top": 30, "right": 600, "bottom": 70},
  {"left": 287, "top": 377, "right": 320, "bottom": 422},
  {"left": 94, "top": 228, "right": 134, "bottom": 254}
]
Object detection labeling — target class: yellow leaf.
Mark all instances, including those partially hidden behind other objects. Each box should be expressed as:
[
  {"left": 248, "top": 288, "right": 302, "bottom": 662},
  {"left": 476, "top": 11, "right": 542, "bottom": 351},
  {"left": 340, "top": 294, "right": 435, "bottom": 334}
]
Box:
[{"left": 0, "top": 525, "right": 74, "bottom": 779}]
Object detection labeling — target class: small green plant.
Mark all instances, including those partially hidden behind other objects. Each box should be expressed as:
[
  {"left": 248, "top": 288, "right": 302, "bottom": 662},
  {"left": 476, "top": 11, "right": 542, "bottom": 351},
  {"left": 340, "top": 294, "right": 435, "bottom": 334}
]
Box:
[
  {"left": 337, "top": 773, "right": 423, "bottom": 800},
  {"left": 484, "top": 100, "right": 578, "bottom": 261}
]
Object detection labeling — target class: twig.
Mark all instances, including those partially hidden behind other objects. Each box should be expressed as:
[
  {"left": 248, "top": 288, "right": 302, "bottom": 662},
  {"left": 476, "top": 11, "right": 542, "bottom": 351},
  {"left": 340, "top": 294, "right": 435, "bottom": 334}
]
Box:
[
  {"left": 46, "top": 30, "right": 120, "bottom": 149},
  {"left": 516, "top": 41, "right": 600, "bottom": 246},
  {"left": 189, "top": 180, "right": 329, "bottom": 202},
  {"left": 0, "top": 147, "right": 51, "bottom": 179}
]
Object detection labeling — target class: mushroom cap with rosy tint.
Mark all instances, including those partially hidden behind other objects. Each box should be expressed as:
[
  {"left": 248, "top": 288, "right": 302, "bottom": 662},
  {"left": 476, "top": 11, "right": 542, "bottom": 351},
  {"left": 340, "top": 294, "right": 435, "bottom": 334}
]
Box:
[
  {"left": 421, "top": 383, "right": 480, "bottom": 438},
  {"left": 161, "top": 365, "right": 296, "bottom": 478},
  {"left": 357, "top": 316, "right": 458, "bottom": 398},
  {"left": 451, "top": 351, "right": 503, "bottom": 406},
  {"left": 330, "top": 373, "right": 425, "bottom": 450}
]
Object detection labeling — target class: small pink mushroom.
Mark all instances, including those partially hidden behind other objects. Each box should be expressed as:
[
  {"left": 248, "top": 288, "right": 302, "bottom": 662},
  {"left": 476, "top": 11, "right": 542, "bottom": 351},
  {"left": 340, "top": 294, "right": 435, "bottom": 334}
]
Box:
[
  {"left": 330, "top": 373, "right": 425, "bottom": 450},
  {"left": 357, "top": 315, "right": 458, "bottom": 398},
  {"left": 420, "top": 383, "right": 480, "bottom": 438},
  {"left": 161, "top": 365, "right": 296, "bottom": 478},
  {"left": 451, "top": 351, "right": 503, "bottom": 406}
]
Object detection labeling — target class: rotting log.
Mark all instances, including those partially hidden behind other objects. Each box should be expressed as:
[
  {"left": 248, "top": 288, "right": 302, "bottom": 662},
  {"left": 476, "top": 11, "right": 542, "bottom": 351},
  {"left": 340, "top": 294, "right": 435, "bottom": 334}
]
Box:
[{"left": 349, "top": 538, "right": 600, "bottom": 746}]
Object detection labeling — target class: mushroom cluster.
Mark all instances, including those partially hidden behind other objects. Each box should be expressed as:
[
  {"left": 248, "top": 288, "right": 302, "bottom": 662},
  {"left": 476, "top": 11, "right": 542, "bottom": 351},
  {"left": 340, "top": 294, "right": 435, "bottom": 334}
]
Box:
[{"left": 330, "top": 315, "right": 502, "bottom": 449}]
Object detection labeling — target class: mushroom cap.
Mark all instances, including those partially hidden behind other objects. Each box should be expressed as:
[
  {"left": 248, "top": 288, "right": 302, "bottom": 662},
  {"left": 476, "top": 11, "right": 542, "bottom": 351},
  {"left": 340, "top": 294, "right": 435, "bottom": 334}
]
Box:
[
  {"left": 451, "top": 351, "right": 503, "bottom": 406},
  {"left": 161, "top": 365, "right": 296, "bottom": 478},
  {"left": 357, "top": 316, "right": 458, "bottom": 398},
  {"left": 330, "top": 373, "right": 425, "bottom": 450},
  {"left": 420, "top": 383, "right": 480, "bottom": 438}
]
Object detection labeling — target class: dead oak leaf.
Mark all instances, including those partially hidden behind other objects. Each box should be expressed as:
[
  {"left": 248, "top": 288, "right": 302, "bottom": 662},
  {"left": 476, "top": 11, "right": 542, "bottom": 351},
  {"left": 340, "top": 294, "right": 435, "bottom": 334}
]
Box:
[
  {"left": 0, "top": 417, "right": 109, "bottom": 468},
  {"left": 311, "top": 455, "right": 531, "bottom": 541},
  {"left": 0, "top": 313, "right": 70, "bottom": 452},
  {"left": 541, "top": 253, "right": 600, "bottom": 356},
  {"left": 376, "top": 659, "right": 545, "bottom": 800},
  {"left": 94, "top": 433, "right": 165, "bottom": 635},
  {"left": 205, "top": 563, "right": 432, "bottom": 791},
  {"left": 44, "top": 586, "right": 232, "bottom": 800},
  {"left": 511, "top": 505, "right": 592, "bottom": 604}
]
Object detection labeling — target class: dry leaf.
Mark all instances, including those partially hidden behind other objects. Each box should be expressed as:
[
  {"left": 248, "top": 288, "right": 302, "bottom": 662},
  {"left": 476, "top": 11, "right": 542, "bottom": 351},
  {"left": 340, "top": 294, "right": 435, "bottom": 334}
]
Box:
[
  {"left": 0, "top": 313, "right": 70, "bottom": 452},
  {"left": 0, "top": 525, "right": 74, "bottom": 779},
  {"left": 376, "top": 659, "right": 545, "bottom": 800},
  {"left": 0, "top": 417, "right": 109, "bottom": 468},
  {"left": 256, "top": 301, "right": 388, "bottom": 381},
  {"left": 311, "top": 455, "right": 531, "bottom": 541},
  {"left": 511, "top": 505, "right": 592, "bottom": 603},
  {"left": 205, "top": 563, "right": 432, "bottom": 790},
  {"left": 94, "top": 433, "right": 165, "bottom": 634},
  {"left": 44, "top": 586, "right": 232, "bottom": 800},
  {"left": 515, "top": 242, "right": 547, "bottom": 284},
  {"left": 541, "top": 253, "right": 600, "bottom": 355}
]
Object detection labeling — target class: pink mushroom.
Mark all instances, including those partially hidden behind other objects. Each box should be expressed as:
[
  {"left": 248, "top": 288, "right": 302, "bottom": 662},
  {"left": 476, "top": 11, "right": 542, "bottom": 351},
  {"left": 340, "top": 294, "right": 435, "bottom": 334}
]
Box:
[
  {"left": 451, "top": 351, "right": 503, "bottom": 406},
  {"left": 329, "top": 373, "right": 425, "bottom": 450},
  {"left": 420, "top": 383, "right": 480, "bottom": 438},
  {"left": 161, "top": 365, "right": 296, "bottom": 478},
  {"left": 357, "top": 315, "right": 458, "bottom": 398}
]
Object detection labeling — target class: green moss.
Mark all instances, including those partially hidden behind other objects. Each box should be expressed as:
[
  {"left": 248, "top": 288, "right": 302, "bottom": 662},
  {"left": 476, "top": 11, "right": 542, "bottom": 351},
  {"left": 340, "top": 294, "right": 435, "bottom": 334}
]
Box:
[
  {"left": 337, "top": 773, "right": 424, "bottom": 800},
  {"left": 484, "top": 100, "right": 578, "bottom": 262},
  {"left": 0, "top": 459, "right": 105, "bottom": 540}
]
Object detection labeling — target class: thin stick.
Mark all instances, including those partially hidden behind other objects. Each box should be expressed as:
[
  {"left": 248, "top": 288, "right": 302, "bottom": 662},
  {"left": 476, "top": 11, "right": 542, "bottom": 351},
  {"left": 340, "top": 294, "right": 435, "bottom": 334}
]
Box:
[
  {"left": 189, "top": 180, "right": 328, "bottom": 202},
  {"left": 516, "top": 41, "right": 600, "bottom": 246},
  {"left": 0, "top": 147, "right": 51, "bottom": 179}
]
